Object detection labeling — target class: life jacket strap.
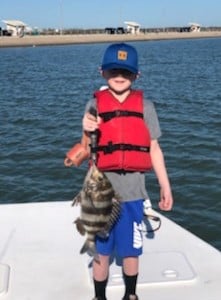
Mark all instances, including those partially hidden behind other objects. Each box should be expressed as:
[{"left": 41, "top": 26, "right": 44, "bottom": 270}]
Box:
[
  {"left": 99, "top": 110, "right": 143, "bottom": 122},
  {"left": 97, "top": 142, "right": 150, "bottom": 154}
]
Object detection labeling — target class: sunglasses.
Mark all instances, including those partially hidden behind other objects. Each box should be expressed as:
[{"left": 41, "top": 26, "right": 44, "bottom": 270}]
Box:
[{"left": 106, "top": 69, "right": 135, "bottom": 78}]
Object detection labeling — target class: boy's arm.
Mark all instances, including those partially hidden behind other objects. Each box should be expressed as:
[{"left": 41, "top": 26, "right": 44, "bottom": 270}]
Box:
[{"left": 150, "top": 139, "right": 174, "bottom": 211}]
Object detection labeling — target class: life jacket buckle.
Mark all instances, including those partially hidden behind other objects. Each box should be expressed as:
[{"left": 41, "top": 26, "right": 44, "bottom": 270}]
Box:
[{"left": 104, "top": 141, "right": 114, "bottom": 154}]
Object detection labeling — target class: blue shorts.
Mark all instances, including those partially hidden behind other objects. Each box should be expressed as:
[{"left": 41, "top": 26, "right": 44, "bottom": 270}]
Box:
[{"left": 96, "top": 199, "right": 144, "bottom": 258}]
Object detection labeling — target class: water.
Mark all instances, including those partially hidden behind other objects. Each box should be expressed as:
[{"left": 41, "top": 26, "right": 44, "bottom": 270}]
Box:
[{"left": 0, "top": 38, "right": 220, "bottom": 250}]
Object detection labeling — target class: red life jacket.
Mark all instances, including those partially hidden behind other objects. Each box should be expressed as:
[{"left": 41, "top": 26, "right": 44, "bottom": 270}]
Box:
[{"left": 95, "top": 89, "right": 152, "bottom": 172}]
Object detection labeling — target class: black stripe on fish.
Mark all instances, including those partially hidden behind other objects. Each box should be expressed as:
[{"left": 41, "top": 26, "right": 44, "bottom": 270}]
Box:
[
  {"left": 82, "top": 219, "right": 108, "bottom": 228},
  {"left": 81, "top": 205, "right": 112, "bottom": 215}
]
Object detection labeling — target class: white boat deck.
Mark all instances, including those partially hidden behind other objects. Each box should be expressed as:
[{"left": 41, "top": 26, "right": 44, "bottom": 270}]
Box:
[{"left": 0, "top": 201, "right": 220, "bottom": 300}]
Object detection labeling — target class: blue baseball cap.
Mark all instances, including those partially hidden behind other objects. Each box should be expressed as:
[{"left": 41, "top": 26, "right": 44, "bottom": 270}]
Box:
[{"left": 101, "top": 43, "right": 138, "bottom": 74}]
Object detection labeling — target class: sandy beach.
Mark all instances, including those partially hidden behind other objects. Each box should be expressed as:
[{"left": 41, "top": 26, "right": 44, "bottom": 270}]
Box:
[{"left": 1, "top": 31, "right": 221, "bottom": 48}]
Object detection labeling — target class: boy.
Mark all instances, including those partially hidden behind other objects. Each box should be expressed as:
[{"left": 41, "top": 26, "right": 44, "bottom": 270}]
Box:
[{"left": 82, "top": 43, "right": 173, "bottom": 300}]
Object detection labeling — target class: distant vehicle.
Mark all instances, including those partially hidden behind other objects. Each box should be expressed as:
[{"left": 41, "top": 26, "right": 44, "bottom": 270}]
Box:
[
  {"left": 105, "top": 27, "right": 127, "bottom": 34},
  {"left": 179, "top": 27, "right": 192, "bottom": 32},
  {"left": 0, "top": 27, "right": 12, "bottom": 36},
  {"left": 105, "top": 27, "right": 116, "bottom": 34},
  {"left": 116, "top": 27, "right": 127, "bottom": 34}
]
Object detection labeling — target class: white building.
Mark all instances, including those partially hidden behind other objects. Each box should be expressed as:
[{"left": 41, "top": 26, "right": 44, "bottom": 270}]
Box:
[
  {"left": 124, "top": 21, "right": 141, "bottom": 34},
  {"left": 189, "top": 22, "right": 201, "bottom": 32},
  {"left": 2, "top": 20, "right": 28, "bottom": 37}
]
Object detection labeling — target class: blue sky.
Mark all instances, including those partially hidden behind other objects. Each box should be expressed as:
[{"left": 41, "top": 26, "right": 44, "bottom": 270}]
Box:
[{"left": 1, "top": 0, "right": 220, "bottom": 30}]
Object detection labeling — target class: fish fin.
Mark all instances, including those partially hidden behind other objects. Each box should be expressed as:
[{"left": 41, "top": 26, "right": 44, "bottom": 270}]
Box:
[
  {"left": 100, "top": 199, "right": 121, "bottom": 236},
  {"left": 72, "top": 192, "right": 82, "bottom": 206},
  {"left": 74, "top": 218, "right": 86, "bottom": 235},
  {"left": 80, "top": 240, "right": 100, "bottom": 263},
  {"left": 80, "top": 240, "right": 95, "bottom": 254},
  {"left": 114, "top": 193, "right": 122, "bottom": 201}
]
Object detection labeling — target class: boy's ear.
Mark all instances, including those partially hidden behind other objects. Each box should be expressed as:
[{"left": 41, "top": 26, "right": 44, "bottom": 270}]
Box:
[
  {"left": 101, "top": 70, "right": 109, "bottom": 79},
  {"left": 131, "top": 73, "right": 139, "bottom": 82},
  {"left": 136, "top": 71, "right": 141, "bottom": 79},
  {"left": 98, "top": 67, "right": 103, "bottom": 76}
]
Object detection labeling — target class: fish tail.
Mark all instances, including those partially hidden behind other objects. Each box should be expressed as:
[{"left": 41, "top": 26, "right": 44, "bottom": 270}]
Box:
[
  {"left": 80, "top": 240, "right": 100, "bottom": 263},
  {"left": 74, "top": 218, "right": 86, "bottom": 236}
]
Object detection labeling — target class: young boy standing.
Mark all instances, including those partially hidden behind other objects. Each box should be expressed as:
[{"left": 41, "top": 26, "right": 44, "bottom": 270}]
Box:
[{"left": 82, "top": 43, "right": 173, "bottom": 300}]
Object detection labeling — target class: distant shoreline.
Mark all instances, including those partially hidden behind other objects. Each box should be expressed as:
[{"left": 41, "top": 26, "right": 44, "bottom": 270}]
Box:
[{"left": 1, "top": 31, "right": 221, "bottom": 48}]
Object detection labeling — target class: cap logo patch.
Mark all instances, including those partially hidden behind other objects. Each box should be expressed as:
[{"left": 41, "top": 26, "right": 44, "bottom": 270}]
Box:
[{"left": 118, "top": 50, "right": 127, "bottom": 61}]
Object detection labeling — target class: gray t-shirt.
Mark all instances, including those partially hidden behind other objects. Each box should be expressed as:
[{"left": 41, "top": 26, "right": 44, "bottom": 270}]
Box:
[{"left": 85, "top": 97, "right": 161, "bottom": 201}]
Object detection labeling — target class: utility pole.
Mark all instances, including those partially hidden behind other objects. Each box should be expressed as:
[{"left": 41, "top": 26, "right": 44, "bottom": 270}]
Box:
[{"left": 60, "top": 0, "right": 63, "bottom": 35}]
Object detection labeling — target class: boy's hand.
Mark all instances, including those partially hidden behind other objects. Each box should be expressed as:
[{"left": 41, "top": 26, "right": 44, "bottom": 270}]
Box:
[
  {"left": 158, "top": 187, "right": 173, "bottom": 211},
  {"left": 82, "top": 112, "right": 101, "bottom": 132}
]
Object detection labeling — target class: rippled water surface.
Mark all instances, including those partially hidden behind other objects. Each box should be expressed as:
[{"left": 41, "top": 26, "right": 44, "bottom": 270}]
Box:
[{"left": 0, "top": 38, "right": 220, "bottom": 250}]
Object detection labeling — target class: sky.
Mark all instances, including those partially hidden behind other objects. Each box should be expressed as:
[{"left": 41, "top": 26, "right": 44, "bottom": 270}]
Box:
[{"left": 0, "top": 0, "right": 221, "bottom": 30}]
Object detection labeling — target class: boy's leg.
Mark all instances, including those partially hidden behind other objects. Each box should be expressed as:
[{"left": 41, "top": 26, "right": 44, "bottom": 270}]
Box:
[
  {"left": 115, "top": 200, "right": 143, "bottom": 300},
  {"left": 92, "top": 254, "right": 109, "bottom": 300},
  {"left": 92, "top": 220, "right": 115, "bottom": 300},
  {"left": 123, "top": 256, "right": 138, "bottom": 275},
  {"left": 122, "top": 257, "right": 139, "bottom": 300}
]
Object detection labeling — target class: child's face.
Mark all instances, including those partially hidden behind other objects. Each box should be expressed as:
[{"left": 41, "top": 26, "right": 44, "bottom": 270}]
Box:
[{"left": 102, "top": 69, "right": 137, "bottom": 94}]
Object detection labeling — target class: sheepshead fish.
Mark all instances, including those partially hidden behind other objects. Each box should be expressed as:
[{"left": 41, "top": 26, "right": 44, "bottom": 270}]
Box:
[{"left": 72, "top": 164, "right": 121, "bottom": 262}]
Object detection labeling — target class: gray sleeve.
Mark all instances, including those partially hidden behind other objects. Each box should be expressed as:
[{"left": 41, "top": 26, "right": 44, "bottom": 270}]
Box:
[{"left": 143, "top": 100, "right": 162, "bottom": 140}]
